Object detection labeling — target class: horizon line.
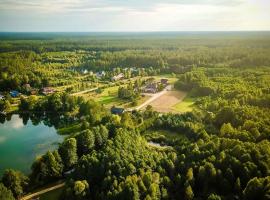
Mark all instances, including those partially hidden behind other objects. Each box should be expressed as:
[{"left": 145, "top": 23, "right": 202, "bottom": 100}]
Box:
[{"left": 1, "top": 30, "right": 270, "bottom": 33}]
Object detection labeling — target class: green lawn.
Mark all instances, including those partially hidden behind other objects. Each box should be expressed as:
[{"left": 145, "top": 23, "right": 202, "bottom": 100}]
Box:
[
  {"left": 7, "top": 104, "right": 19, "bottom": 113},
  {"left": 100, "top": 85, "right": 119, "bottom": 96},
  {"left": 74, "top": 75, "right": 175, "bottom": 109},
  {"left": 172, "top": 97, "right": 195, "bottom": 113},
  {"left": 57, "top": 123, "right": 81, "bottom": 135},
  {"left": 98, "top": 96, "right": 122, "bottom": 105}
]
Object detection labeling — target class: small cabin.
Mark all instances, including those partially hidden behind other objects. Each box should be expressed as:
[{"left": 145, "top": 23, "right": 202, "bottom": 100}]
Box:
[
  {"left": 30, "top": 89, "right": 38, "bottom": 95},
  {"left": 111, "top": 73, "right": 124, "bottom": 81},
  {"left": 161, "top": 79, "right": 169, "bottom": 85},
  {"left": 144, "top": 83, "right": 158, "bottom": 93},
  {"left": 96, "top": 71, "right": 106, "bottom": 78},
  {"left": 10, "top": 90, "right": 20, "bottom": 98},
  {"left": 42, "top": 87, "right": 55, "bottom": 95},
  {"left": 111, "top": 107, "right": 125, "bottom": 115},
  {"left": 82, "top": 69, "right": 88, "bottom": 74},
  {"left": 23, "top": 84, "right": 32, "bottom": 92},
  {"left": 23, "top": 83, "right": 31, "bottom": 88}
]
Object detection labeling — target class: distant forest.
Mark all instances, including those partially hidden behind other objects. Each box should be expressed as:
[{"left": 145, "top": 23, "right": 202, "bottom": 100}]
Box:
[{"left": 0, "top": 32, "right": 270, "bottom": 200}]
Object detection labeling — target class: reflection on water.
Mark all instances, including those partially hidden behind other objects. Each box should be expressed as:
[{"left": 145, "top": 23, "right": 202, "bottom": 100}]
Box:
[{"left": 0, "top": 114, "right": 63, "bottom": 176}]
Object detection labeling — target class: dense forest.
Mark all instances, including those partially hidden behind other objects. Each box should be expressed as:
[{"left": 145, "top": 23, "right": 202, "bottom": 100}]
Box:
[{"left": 0, "top": 32, "right": 270, "bottom": 200}]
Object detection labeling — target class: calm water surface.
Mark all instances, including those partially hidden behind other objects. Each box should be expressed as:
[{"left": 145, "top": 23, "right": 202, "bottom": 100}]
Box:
[{"left": 0, "top": 115, "right": 63, "bottom": 176}]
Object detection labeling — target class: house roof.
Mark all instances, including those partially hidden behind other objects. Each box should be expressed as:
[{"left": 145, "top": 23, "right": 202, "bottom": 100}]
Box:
[
  {"left": 111, "top": 107, "right": 125, "bottom": 114},
  {"left": 10, "top": 90, "right": 20, "bottom": 97}
]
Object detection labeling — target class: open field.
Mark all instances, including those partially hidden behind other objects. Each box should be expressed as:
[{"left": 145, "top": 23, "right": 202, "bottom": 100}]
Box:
[
  {"left": 172, "top": 97, "right": 195, "bottom": 113},
  {"left": 74, "top": 84, "right": 126, "bottom": 107},
  {"left": 141, "top": 90, "right": 187, "bottom": 113},
  {"left": 146, "top": 129, "right": 189, "bottom": 141},
  {"left": 70, "top": 74, "right": 187, "bottom": 112}
]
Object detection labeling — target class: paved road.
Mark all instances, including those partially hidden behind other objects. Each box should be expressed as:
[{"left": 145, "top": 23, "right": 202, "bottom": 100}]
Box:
[{"left": 20, "top": 182, "right": 65, "bottom": 200}]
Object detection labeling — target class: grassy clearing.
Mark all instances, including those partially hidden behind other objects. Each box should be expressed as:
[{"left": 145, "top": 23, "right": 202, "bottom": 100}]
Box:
[
  {"left": 100, "top": 85, "right": 119, "bottom": 96},
  {"left": 172, "top": 97, "right": 195, "bottom": 113},
  {"left": 143, "top": 129, "right": 189, "bottom": 148},
  {"left": 76, "top": 81, "right": 151, "bottom": 109},
  {"left": 57, "top": 123, "right": 81, "bottom": 135},
  {"left": 148, "top": 129, "right": 189, "bottom": 141},
  {"left": 7, "top": 104, "right": 19, "bottom": 113},
  {"left": 73, "top": 75, "right": 178, "bottom": 110},
  {"left": 145, "top": 90, "right": 187, "bottom": 113},
  {"left": 98, "top": 96, "right": 119, "bottom": 104}
]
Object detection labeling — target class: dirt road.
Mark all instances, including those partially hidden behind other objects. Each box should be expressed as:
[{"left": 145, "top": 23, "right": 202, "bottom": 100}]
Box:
[
  {"left": 147, "top": 90, "right": 187, "bottom": 113},
  {"left": 128, "top": 85, "right": 186, "bottom": 113},
  {"left": 135, "top": 90, "right": 167, "bottom": 110},
  {"left": 20, "top": 182, "right": 65, "bottom": 200}
]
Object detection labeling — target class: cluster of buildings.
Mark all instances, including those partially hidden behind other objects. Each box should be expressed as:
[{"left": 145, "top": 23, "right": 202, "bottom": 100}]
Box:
[
  {"left": 143, "top": 78, "right": 169, "bottom": 93},
  {"left": 110, "top": 78, "right": 170, "bottom": 115},
  {"left": 96, "top": 71, "right": 106, "bottom": 79},
  {"left": 95, "top": 71, "right": 125, "bottom": 81},
  {"left": 42, "top": 87, "right": 56, "bottom": 95},
  {"left": 111, "top": 73, "right": 124, "bottom": 81},
  {"left": 0, "top": 90, "right": 21, "bottom": 99},
  {"left": 23, "top": 84, "right": 38, "bottom": 95},
  {"left": 0, "top": 84, "right": 57, "bottom": 100}
]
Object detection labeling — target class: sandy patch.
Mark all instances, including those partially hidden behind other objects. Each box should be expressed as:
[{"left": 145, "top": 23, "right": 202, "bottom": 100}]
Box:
[{"left": 146, "top": 91, "right": 187, "bottom": 113}]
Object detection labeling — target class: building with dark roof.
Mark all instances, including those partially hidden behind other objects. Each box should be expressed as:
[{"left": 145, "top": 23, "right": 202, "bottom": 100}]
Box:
[
  {"left": 10, "top": 90, "right": 20, "bottom": 98},
  {"left": 111, "top": 107, "right": 125, "bottom": 115}
]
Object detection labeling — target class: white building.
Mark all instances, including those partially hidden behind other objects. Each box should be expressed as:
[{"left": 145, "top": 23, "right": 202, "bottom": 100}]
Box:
[{"left": 111, "top": 73, "right": 124, "bottom": 81}]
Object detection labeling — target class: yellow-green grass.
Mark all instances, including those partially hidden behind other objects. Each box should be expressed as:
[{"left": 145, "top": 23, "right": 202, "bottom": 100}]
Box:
[
  {"left": 162, "top": 130, "right": 187, "bottom": 140},
  {"left": 57, "top": 123, "right": 81, "bottom": 135},
  {"left": 172, "top": 97, "right": 195, "bottom": 113},
  {"left": 100, "top": 85, "right": 119, "bottom": 96},
  {"left": 7, "top": 104, "right": 19, "bottom": 113},
  {"left": 98, "top": 96, "right": 119, "bottom": 104},
  {"left": 77, "top": 84, "right": 128, "bottom": 107}
]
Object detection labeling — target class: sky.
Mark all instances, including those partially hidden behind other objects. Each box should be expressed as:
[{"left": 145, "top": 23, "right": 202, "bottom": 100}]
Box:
[{"left": 0, "top": 0, "right": 270, "bottom": 32}]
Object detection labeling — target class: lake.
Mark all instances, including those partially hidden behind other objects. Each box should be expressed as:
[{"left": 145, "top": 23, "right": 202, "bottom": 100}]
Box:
[{"left": 0, "top": 115, "right": 63, "bottom": 176}]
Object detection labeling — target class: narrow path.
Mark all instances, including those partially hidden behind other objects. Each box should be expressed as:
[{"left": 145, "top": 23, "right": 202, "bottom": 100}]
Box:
[
  {"left": 71, "top": 87, "right": 98, "bottom": 95},
  {"left": 135, "top": 90, "right": 167, "bottom": 110},
  {"left": 20, "top": 182, "right": 65, "bottom": 200},
  {"left": 129, "top": 85, "right": 172, "bottom": 111}
]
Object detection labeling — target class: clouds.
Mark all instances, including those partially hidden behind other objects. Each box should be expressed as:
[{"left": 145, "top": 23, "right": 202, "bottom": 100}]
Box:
[
  {"left": 0, "top": 0, "right": 245, "bottom": 13},
  {"left": 0, "top": 0, "right": 269, "bottom": 31}
]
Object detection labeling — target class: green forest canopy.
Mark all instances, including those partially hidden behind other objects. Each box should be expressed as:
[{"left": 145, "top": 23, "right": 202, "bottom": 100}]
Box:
[{"left": 0, "top": 32, "right": 270, "bottom": 200}]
